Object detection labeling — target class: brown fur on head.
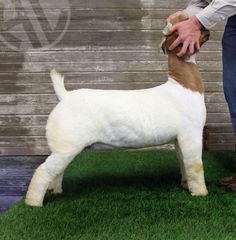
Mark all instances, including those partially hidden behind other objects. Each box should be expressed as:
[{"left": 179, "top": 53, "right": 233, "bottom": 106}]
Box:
[{"left": 161, "top": 14, "right": 210, "bottom": 57}]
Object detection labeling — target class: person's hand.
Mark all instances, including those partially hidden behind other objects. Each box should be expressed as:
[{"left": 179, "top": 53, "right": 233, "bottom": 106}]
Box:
[{"left": 167, "top": 16, "right": 202, "bottom": 57}]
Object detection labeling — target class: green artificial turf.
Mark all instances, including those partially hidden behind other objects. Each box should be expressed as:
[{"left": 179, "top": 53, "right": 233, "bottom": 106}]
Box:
[{"left": 0, "top": 151, "right": 236, "bottom": 240}]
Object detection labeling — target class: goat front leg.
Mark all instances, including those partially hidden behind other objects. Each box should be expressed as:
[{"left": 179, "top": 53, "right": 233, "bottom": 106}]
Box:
[
  {"left": 185, "top": 160, "right": 208, "bottom": 196},
  {"left": 177, "top": 134, "right": 208, "bottom": 196}
]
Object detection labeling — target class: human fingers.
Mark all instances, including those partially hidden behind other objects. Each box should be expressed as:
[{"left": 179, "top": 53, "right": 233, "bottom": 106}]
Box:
[
  {"left": 177, "top": 40, "right": 190, "bottom": 57},
  {"left": 166, "top": 24, "right": 178, "bottom": 36},
  {"left": 189, "top": 42, "right": 195, "bottom": 55},
  {"left": 195, "top": 40, "right": 200, "bottom": 51}
]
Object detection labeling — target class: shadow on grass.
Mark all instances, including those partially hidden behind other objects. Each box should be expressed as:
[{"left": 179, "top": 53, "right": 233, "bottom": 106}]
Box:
[
  {"left": 44, "top": 170, "right": 182, "bottom": 204},
  {"left": 67, "top": 171, "right": 179, "bottom": 191}
]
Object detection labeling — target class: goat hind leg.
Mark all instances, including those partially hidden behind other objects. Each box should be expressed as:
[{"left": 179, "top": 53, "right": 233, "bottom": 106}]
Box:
[
  {"left": 48, "top": 172, "right": 64, "bottom": 194},
  {"left": 25, "top": 152, "right": 78, "bottom": 207}
]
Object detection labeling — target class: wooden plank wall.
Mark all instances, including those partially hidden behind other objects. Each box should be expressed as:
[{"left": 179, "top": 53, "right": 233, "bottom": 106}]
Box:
[{"left": 0, "top": 0, "right": 235, "bottom": 155}]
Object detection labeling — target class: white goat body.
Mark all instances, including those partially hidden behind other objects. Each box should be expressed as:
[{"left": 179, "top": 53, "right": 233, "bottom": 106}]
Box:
[{"left": 48, "top": 70, "right": 205, "bottom": 152}]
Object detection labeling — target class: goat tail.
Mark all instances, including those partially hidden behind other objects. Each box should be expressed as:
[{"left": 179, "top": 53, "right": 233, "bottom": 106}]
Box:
[{"left": 50, "top": 69, "right": 68, "bottom": 101}]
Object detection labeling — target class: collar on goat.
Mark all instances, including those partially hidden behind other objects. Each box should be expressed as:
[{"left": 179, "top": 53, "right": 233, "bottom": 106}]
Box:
[{"left": 160, "top": 15, "right": 210, "bottom": 93}]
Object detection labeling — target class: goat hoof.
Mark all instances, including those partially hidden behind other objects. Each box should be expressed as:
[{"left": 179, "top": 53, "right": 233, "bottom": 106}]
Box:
[
  {"left": 191, "top": 188, "right": 208, "bottom": 196},
  {"left": 52, "top": 188, "right": 63, "bottom": 194},
  {"left": 48, "top": 186, "right": 63, "bottom": 194},
  {"left": 25, "top": 197, "right": 43, "bottom": 207}
]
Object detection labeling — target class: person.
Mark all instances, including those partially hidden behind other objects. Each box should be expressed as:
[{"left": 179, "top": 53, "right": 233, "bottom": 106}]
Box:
[{"left": 166, "top": 0, "right": 236, "bottom": 191}]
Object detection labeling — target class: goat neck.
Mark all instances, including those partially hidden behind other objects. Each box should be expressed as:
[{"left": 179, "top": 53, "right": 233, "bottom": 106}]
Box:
[{"left": 168, "top": 52, "right": 204, "bottom": 94}]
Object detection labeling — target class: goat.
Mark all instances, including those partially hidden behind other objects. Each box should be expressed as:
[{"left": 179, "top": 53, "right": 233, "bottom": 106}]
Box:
[{"left": 25, "top": 14, "right": 210, "bottom": 206}]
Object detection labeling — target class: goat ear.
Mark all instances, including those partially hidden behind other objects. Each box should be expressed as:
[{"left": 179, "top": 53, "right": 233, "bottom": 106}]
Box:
[
  {"left": 160, "top": 37, "right": 167, "bottom": 55},
  {"left": 160, "top": 32, "right": 179, "bottom": 55}
]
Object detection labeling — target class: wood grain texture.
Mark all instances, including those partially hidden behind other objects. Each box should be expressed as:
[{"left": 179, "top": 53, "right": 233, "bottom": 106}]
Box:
[
  {"left": 0, "top": 0, "right": 234, "bottom": 155},
  {"left": 0, "top": 0, "right": 189, "bottom": 9}
]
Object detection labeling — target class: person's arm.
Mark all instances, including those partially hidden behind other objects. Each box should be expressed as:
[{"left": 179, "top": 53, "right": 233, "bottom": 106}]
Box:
[{"left": 195, "top": 0, "right": 236, "bottom": 29}]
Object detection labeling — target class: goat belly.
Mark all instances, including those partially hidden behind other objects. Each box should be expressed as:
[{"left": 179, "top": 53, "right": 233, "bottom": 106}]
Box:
[{"left": 92, "top": 120, "right": 178, "bottom": 149}]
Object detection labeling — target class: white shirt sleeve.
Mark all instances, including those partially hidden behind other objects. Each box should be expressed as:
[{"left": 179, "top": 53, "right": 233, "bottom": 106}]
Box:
[{"left": 184, "top": 0, "right": 236, "bottom": 29}]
